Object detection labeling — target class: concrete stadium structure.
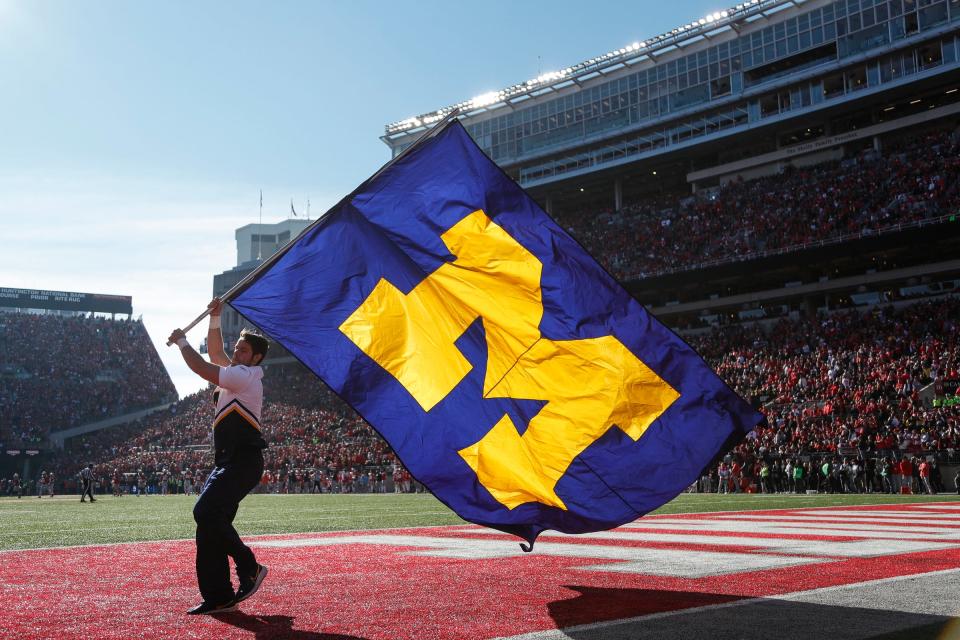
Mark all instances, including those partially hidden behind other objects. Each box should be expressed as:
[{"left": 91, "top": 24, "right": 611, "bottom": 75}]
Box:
[{"left": 382, "top": 0, "right": 960, "bottom": 328}]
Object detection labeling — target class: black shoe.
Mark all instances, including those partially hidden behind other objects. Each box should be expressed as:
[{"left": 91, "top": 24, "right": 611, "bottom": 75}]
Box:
[
  {"left": 186, "top": 599, "right": 237, "bottom": 615},
  {"left": 236, "top": 564, "right": 268, "bottom": 603}
]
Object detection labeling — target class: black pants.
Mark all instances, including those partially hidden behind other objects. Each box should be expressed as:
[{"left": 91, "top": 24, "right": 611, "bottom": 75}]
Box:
[
  {"left": 81, "top": 479, "right": 94, "bottom": 501},
  {"left": 193, "top": 450, "right": 264, "bottom": 603}
]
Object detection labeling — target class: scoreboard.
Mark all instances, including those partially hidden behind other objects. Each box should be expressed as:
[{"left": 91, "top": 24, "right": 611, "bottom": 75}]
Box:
[{"left": 0, "top": 287, "right": 132, "bottom": 315}]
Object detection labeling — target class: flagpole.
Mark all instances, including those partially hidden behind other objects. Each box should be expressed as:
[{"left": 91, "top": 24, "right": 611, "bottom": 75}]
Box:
[{"left": 167, "top": 110, "right": 461, "bottom": 345}]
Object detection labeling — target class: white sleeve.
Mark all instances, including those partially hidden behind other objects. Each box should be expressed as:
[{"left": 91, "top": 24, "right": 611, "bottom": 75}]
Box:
[{"left": 218, "top": 365, "right": 254, "bottom": 393}]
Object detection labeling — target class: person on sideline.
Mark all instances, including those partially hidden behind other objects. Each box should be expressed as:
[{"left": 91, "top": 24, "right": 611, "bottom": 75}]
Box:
[
  {"left": 80, "top": 464, "right": 96, "bottom": 502},
  {"left": 168, "top": 298, "right": 269, "bottom": 615}
]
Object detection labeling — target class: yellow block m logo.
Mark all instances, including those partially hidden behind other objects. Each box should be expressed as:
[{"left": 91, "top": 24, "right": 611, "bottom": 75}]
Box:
[{"left": 340, "top": 210, "right": 679, "bottom": 510}]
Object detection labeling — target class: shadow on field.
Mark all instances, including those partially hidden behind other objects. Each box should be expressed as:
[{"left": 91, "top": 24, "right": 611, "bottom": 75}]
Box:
[
  {"left": 214, "top": 612, "right": 371, "bottom": 640},
  {"left": 547, "top": 586, "right": 957, "bottom": 640}
]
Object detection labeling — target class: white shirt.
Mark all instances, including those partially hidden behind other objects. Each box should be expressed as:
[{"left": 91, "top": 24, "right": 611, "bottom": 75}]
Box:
[{"left": 215, "top": 365, "right": 264, "bottom": 424}]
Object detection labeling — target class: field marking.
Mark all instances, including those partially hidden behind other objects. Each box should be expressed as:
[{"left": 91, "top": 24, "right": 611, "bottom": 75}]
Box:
[
  {"left": 650, "top": 497, "right": 960, "bottom": 517},
  {"left": 771, "top": 566, "right": 960, "bottom": 602},
  {"left": 0, "top": 520, "right": 477, "bottom": 554},
  {"left": 462, "top": 528, "right": 959, "bottom": 558},
  {"left": 4, "top": 498, "right": 960, "bottom": 552},
  {"left": 717, "top": 513, "right": 960, "bottom": 531},
  {"left": 789, "top": 509, "right": 960, "bottom": 518},
  {"left": 0, "top": 509, "right": 458, "bottom": 538},
  {"left": 722, "top": 516, "right": 960, "bottom": 526},
  {"left": 493, "top": 567, "right": 960, "bottom": 640},
  {"left": 251, "top": 533, "right": 829, "bottom": 577},
  {"left": 622, "top": 519, "right": 960, "bottom": 540}
]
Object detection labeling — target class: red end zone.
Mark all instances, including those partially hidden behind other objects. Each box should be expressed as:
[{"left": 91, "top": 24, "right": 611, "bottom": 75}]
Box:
[{"left": 4, "top": 503, "right": 960, "bottom": 639}]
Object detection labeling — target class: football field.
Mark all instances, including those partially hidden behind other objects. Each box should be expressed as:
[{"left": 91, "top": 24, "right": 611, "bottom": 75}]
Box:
[{"left": 4, "top": 492, "right": 960, "bottom": 639}]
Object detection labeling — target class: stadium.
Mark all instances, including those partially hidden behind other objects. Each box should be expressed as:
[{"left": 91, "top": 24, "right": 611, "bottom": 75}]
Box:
[{"left": 3, "top": 0, "right": 960, "bottom": 637}]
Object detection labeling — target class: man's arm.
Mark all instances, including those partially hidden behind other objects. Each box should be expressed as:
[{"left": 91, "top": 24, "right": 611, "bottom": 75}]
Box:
[
  {"left": 206, "top": 298, "right": 230, "bottom": 367},
  {"left": 168, "top": 328, "right": 220, "bottom": 386}
]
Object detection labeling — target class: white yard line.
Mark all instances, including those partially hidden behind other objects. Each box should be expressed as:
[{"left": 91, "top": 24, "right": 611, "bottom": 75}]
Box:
[{"left": 493, "top": 568, "right": 960, "bottom": 640}]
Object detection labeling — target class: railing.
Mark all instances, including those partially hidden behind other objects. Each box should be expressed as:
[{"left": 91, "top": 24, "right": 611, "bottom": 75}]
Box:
[
  {"left": 748, "top": 448, "right": 960, "bottom": 463},
  {"left": 48, "top": 401, "right": 177, "bottom": 449}
]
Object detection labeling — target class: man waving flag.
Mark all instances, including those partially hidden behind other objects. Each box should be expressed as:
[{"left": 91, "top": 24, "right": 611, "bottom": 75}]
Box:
[{"left": 228, "top": 120, "right": 761, "bottom": 547}]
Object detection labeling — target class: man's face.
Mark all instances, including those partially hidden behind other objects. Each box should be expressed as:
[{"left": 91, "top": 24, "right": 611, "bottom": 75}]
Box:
[{"left": 231, "top": 339, "right": 261, "bottom": 366}]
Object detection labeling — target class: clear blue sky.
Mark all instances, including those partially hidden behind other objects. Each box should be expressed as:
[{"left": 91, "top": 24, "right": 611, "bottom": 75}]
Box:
[{"left": 0, "top": 0, "right": 728, "bottom": 397}]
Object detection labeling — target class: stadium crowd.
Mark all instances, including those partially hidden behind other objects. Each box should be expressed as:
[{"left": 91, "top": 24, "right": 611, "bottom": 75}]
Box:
[
  {"left": 0, "top": 313, "right": 176, "bottom": 446},
  {"left": 704, "top": 455, "right": 949, "bottom": 496},
  {"left": 4, "top": 127, "right": 959, "bottom": 497},
  {"left": 697, "top": 296, "right": 960, "bottom": 493},
  {"left": 7, "top": 292, "right": 951, "bottom": 498},
  {"left": 44, "top": 366, "right": 412, "bottom": 497},
  {"left": 556, "top": 129, "right": 960, "bottom": 279}
]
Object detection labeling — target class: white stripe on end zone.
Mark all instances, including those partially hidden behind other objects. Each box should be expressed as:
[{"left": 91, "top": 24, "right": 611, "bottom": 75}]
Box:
[
  {"left": 250, "top": 534, "right": 829, "bottom": 578},
  {"left": 788, "top": 510, "right": 960, "bottom": 519},
  {"left": 492, "top": 567, "right": 960, "bottom": 640},
  {"left": 463, "top": 527, "right": 959, "bottom": 557},
  {"left": 622, "top": 519, "right": 960, "bottom": 539},
  {"left": 721, "top": 513, "right": 960, "bottom": 525},
  {"left": 0, "top": 522, "right": 478, "bottom": 554},
  {"left": 736, "top": 511, "right": 960, "bottom": 527}
]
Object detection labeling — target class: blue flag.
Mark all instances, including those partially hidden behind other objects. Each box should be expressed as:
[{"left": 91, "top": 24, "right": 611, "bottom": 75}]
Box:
[{"left": 230, "top": 121, "right": 761, "bottom": 546}]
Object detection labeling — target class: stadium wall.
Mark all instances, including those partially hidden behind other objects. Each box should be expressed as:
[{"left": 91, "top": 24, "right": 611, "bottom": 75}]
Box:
[{"left": 48, "top": 402, "right": 176, "bottom": 450}]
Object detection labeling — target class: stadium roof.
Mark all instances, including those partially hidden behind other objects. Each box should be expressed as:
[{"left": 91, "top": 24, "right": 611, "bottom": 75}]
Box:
[{"left": 384, "top": 0, "right": 804, "bottom": 138}]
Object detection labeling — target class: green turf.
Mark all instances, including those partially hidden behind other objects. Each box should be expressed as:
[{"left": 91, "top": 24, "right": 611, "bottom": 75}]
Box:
[
  {"left": 0, "top": 493, "right": 463, "bottom": 551},
  {"left": 2, "top": 491, "right": 959, "bottom": 551},
  {"left": 650, "top": 492, "right": 960, "bottom": 515}
]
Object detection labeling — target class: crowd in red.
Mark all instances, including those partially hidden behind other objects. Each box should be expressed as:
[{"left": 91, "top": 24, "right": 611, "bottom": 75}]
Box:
[
  {"left": 706, "top": 453, "right": 948, "bottom": 496},
  {"left": 556, "top": 129, "right": 960, "bottom": 280},
  {"left": 0, "top": 313, "right": 176, "bottom": 446},
  {"left": 696, "top": 297, "right": 960, "bottom": 459},
  {"left": 693, "top": 296, "right": 960, "bottom": 493},
  {"left": 5, "top": 127, "right": 960, "bottom": 496},
  {"left": 50, "top": 365, "right": 410, "bottom": 495},
  {"left": 32, "top": 293, "right": 954, "bottom": 496}
]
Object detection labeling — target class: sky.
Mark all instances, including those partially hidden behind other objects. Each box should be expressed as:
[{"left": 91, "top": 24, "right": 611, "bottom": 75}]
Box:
[{"left": 0, "top": 0, "right": 729, "bottom": 398}]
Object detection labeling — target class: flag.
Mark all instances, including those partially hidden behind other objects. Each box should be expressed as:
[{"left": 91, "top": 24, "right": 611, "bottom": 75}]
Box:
[
  {"left": 230, "top": 121, "right": 761, "bottom": 547},
  {"left": 290, "top": 198, "right": 298, "bottom": 217}
]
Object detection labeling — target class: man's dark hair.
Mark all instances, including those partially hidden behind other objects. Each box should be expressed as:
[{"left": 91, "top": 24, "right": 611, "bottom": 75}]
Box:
[{"left": 240, "top": 329, "right": 270, "bottom": 363}]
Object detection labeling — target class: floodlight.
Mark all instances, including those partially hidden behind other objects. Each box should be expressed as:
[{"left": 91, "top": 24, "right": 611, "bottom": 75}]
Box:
[{"left": 470, "top": 92, "right": 500, "bottom": 108}]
